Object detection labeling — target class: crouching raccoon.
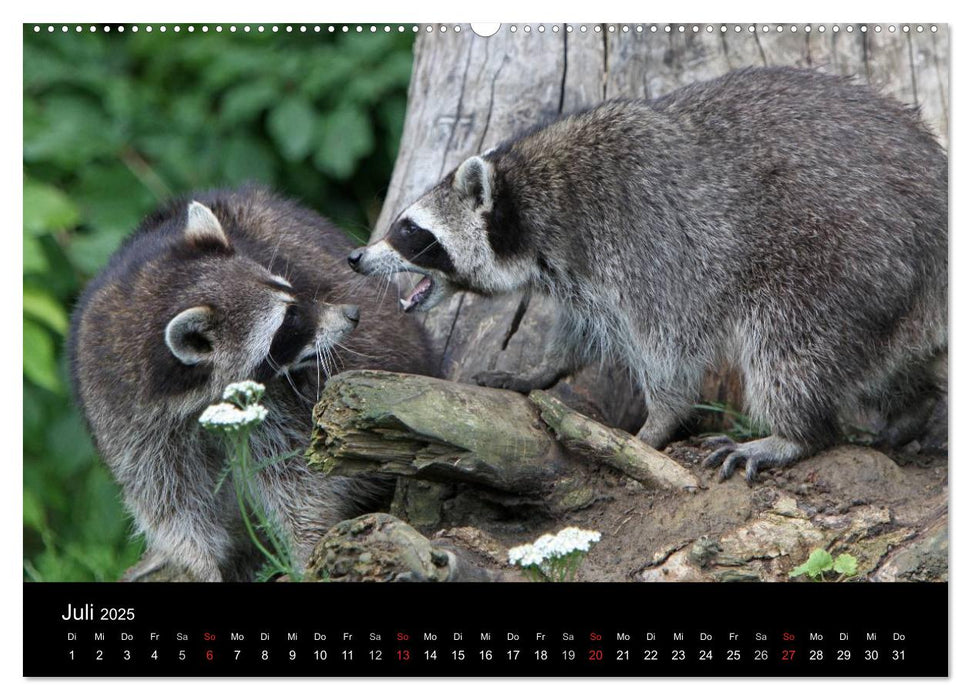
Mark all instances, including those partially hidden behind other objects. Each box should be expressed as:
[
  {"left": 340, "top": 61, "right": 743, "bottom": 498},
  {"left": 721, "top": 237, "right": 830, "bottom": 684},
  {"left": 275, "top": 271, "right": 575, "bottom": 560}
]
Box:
[
  {"left": 349, "top": 67, "right": 947, "bottom": 483},
  {"left": 69, "top": 187, "right": 433, "bottom": 581}
]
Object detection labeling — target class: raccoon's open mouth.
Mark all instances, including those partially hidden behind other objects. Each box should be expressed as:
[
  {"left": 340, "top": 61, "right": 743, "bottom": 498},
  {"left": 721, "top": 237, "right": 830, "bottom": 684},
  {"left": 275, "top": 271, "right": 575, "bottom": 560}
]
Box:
[{"left": 400, "top": 275, "right": 437, "bottom": 313}]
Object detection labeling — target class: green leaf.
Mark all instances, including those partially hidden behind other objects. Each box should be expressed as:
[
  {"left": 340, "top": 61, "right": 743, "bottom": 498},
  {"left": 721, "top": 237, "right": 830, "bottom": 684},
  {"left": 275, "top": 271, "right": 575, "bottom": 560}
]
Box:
[
  {"left": 23, "top": 286, "right": 69, "bottom": 335},
  {"left": 789, "top": 548, "right": 834, "bottom": 579},
  {"left": 45, "top": 411, "right": 97, "bottom": 478},
  {"left": 221, "top": 135, "right": 277, "bottom": 185},
  {"left": 833, "top": 553, "right": 858, "bottom": 577},
  {"left": 379, "top": 95, "right": 407, "bottom": 158},
  {"left": 314, "top": 105, "right": 375, "bottom": 179},
  {"left": 68, "top": 230, "right": 129, "bottom": 277},
  {"left": 23, "top": 180, "right": 80, "bottom": 236},
  {"left": 23, "top": 319, "right": 62, "bottom": 393},
  {"left": 24, "top": 95, "right": 119, "bottom": 168},
  {"left": 23, "top": 235, "right": 49, "bottom": 274},
  {"left": 220, "top": 81, "right": 279, "bottom": 126},
  {"left": 23, "top": 487, "right": 48, "bottom": 534},
  {"left": 75, "top": 165, "right": 151, "bottom": 231},
  {"left": 267, "top": 97, "right": 317, "bottom": 162}
]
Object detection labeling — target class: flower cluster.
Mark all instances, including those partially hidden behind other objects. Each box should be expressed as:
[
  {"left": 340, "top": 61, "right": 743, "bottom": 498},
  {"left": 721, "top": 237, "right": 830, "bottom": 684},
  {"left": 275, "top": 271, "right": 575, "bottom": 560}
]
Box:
[
  {"left": 199, "top": 381, "right": 268, "bottom": 433},
  {"left": 198, "top": 402, "right": 268, "bottom": 432},
  {"left": 508, "top": 527, "right": 601, "bottom": 582},
  {"left": 222, "top": 380, "right": 266, "bottom": 408}
]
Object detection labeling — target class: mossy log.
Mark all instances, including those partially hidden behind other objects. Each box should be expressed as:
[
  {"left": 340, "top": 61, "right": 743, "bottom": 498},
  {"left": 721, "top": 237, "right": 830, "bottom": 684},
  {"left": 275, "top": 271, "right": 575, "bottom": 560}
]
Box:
[{"left": 307, "top": 370, "right": 699, "bottom": 497}]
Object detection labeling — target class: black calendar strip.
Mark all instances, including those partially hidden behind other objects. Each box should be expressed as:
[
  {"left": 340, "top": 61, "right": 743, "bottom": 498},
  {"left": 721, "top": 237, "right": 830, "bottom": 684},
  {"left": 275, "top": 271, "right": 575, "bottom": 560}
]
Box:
[{"left": 24, "top": 582, "right": 947, "bottom": 677}]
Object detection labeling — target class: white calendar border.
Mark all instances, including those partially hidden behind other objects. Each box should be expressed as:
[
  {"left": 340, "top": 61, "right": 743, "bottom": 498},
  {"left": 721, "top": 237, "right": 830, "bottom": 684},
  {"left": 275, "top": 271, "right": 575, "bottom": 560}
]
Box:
[{"left": 5, "top": 0, "right": 965, "bottom": 696}]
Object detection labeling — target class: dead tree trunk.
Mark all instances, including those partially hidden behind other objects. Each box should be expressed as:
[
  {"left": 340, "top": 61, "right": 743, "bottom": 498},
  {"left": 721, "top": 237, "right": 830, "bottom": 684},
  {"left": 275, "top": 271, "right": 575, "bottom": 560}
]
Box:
[{"left": 374, "top": 23, "right": 949, "bottom": 433}]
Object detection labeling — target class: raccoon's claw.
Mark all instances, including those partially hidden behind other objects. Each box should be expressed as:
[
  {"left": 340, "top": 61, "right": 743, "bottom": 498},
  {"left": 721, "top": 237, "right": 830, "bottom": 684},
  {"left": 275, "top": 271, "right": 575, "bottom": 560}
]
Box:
[
  {"left": 702, "top": 435, "right": 806, "bottom": 485},
  {"left": 701, "top": 438, "right": 764, "bottom": 485},
  {"left": 700, "top": 435, "right": 734, "bottom": 450}
]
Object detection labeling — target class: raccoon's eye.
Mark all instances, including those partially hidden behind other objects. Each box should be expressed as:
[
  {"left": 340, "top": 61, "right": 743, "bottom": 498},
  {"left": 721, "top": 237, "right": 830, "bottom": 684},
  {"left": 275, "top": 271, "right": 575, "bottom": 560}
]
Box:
[
  {"left": 399, "top": 219, "right": 419, "bottom": 236},
  {"left": 266, "top": 304, "right": 304, "bottom": 362},
  {"left": 279, "top": 304, "right": 299, "bottom": 330}
]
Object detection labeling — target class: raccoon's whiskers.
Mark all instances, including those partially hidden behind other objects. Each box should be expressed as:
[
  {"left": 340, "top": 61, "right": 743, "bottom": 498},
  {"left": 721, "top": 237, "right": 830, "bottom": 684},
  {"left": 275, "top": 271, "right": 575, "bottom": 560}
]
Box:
[
  {"left": 313, "top": 341, "right": 325, "bottom": 401},
  {"left": 268, "top": 237, "right": 284, "bottom": 271},
  {"left": 374, "top": 269, "right": 396, "bottom": 308},
  {"left": 409, "top": 239, "right": 439, "bottom": 262},
  {"left": 334, "top": 341, "right": 380, "bottom": 360},
  {"left": 325, "top": 343, "right": 344, "bottom": 374},
  {"left": 266, "top": 355, "right": 310, "bottom": 404},
  {"left": 342, "top": 275, "right": 375, "bottom": 297}
]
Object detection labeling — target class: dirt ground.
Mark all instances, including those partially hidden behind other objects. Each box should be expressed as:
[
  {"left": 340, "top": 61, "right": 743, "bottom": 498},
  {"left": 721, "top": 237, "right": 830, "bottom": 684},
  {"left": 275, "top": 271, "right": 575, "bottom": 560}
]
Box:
[
  {"left": 427, "top": 438, "right": 948, "bottom": 583},
  {"left": 137, "top": 433, "right": 948, "bottom": 584}
]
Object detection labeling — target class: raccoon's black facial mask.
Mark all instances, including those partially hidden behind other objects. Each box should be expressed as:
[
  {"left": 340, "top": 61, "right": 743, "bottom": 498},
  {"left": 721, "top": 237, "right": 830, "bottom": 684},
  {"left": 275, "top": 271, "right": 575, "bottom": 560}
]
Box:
[
  {"left": 382, "top": 217, "right": 459, "bottom": 313},
  {"left": 347, "top": 217, "right": 464, "bottom": 313},
  {"left": 387, "top": 218, "right": 456, "bottom": 276},
  {"left": 253, "top": 304, "right": 317, "bottom": 381}
]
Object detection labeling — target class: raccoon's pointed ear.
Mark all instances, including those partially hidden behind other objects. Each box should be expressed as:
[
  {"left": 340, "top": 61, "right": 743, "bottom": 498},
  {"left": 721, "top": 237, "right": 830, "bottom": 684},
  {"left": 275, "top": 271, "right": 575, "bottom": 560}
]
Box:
[
  {"left": 453, "top": 156, "right": 494, "bottom": 210},
  {"left": 165, "top": 306, "right": 216, "bottom": 365},
  {"left": 185, "top": 201, "right": 230, "bottom": 250}
]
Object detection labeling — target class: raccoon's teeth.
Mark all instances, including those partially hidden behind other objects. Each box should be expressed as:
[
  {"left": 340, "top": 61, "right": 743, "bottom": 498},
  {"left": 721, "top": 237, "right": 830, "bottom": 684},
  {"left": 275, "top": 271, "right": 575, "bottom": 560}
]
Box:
[{"left": 400, "top": 275, "right": 433, "bottom": 313}]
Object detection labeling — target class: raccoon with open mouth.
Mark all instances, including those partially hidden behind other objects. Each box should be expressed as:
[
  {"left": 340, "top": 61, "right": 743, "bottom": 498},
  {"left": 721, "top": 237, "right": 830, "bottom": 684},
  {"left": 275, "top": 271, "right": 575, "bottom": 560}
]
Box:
[
  {"left": 348, "top": 67, "right": 947, "bottom": 483},
  {"left": 69, "top": 187, "right": 433, "bottom": 581}
]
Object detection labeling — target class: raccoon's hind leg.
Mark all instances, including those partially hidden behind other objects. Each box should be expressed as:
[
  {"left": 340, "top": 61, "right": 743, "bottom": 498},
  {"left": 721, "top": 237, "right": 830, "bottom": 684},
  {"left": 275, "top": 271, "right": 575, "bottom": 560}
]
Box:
[
  {"left": 704, "top": 340, "right": 841, "bottom": 483},
  {"left": 869, "top": 352, "right": 946, "bottom": 449},
  {"left": 635, "top": 400, "right": 694, "bottom": 449}
]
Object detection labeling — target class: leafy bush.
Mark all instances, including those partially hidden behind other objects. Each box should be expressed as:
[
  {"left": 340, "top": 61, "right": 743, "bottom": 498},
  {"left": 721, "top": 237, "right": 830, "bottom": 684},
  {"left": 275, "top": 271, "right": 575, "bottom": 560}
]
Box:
[{"left": 23, "top": 26, "right": 415, "bottom": 581}]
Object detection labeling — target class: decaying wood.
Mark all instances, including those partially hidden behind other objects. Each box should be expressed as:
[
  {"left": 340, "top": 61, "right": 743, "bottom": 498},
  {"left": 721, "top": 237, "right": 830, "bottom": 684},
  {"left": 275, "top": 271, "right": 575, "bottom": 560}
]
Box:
[
  {"left": 529, "top": 390, "right": 699, "bottom": 492},
  {"left": 304, "top": 513, "right": 501, "bottom": 582},
  {"left": 308, "top": 370, "right": 698, "bottom": 496},
  {"left": 308, "top": 369, "right": 562, "bottom": 494}
]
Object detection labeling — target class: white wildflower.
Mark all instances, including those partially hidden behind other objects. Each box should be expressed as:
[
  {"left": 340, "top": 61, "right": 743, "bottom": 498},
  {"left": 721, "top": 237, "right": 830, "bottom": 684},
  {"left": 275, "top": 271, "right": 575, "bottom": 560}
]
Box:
[
  {"left": 549, "top": 527, "right": 601, "bottom": 555},
  {"left": 222, "top": 380, "right": 266, "bottom": 407},
  {"left": 508, "top": 544, "right": 536, "bottom": 567},
  {"left": 507, "top": 527, "right": 602, "bottom": 581},
  {"left": 199, "top": 402, "right": 268, "bottom": 432}
]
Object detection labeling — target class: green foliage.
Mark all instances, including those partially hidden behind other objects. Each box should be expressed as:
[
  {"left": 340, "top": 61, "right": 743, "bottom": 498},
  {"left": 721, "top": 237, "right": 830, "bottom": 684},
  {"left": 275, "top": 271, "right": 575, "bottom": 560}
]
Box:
[
  {"left": 789, "top": 548, "right": 859, "bottom": 581},
  {"left": 23, "top": 27, "right": 415, "bottom": 581},
  {"left": 694, "top": 401, "right": 770, "bottom": 441}
]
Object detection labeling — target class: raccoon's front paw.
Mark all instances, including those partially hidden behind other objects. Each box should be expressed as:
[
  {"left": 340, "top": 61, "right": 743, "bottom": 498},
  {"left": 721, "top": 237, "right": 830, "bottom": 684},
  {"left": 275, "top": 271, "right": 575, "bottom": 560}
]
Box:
[
  {"left": 701, "top": 435, "right": 805, "bottom": 485},
  {"left": 473, "top": 370, "right": 535, "bottom": 394}
]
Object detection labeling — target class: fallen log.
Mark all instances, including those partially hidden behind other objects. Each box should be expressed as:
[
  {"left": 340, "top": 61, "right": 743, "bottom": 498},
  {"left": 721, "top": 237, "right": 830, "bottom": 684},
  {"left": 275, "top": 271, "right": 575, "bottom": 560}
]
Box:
[{"left": 307, "top": 370, "right": 699, "bottom": 500}]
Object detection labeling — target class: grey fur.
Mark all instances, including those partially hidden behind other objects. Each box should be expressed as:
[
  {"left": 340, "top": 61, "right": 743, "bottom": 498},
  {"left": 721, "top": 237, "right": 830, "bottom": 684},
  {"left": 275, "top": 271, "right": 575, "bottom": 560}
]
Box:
[
  {"left": 70, "top": 187, "right": 434, "bottom": 581},
  {"left": 351, "top": 67, "right": 947, "bottom": 482}
]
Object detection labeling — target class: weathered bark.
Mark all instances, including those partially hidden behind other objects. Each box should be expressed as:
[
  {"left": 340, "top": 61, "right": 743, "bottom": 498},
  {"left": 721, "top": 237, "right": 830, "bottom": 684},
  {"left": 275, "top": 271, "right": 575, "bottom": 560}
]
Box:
[
  {"left": 304, "top": 513, "right": 502, "bottom": 582},
  {"left": 530, "top": 389, "right": 699, "bottom": 491},
  {"left": 308, "top": 370, "right": 699, "bottom": 496},
  {"left": 374, "top": 23, "right": 949, "bottom": 433}
]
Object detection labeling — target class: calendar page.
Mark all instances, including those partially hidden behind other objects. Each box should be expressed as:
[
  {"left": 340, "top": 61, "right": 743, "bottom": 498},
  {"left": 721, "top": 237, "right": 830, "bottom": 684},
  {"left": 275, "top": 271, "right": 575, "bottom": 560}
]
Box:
[{"left": 22, "top": 22, "right": 948, "bottom": 678}]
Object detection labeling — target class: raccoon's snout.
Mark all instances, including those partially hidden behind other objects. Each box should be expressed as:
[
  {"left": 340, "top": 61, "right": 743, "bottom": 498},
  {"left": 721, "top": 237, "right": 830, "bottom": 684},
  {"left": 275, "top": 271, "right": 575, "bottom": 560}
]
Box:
[
  {"left": 347, "top": 248, "right": 365, "bottom": 272},
  {"left": 347, "top": 241, "right": 408, "bottom": 277}
]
